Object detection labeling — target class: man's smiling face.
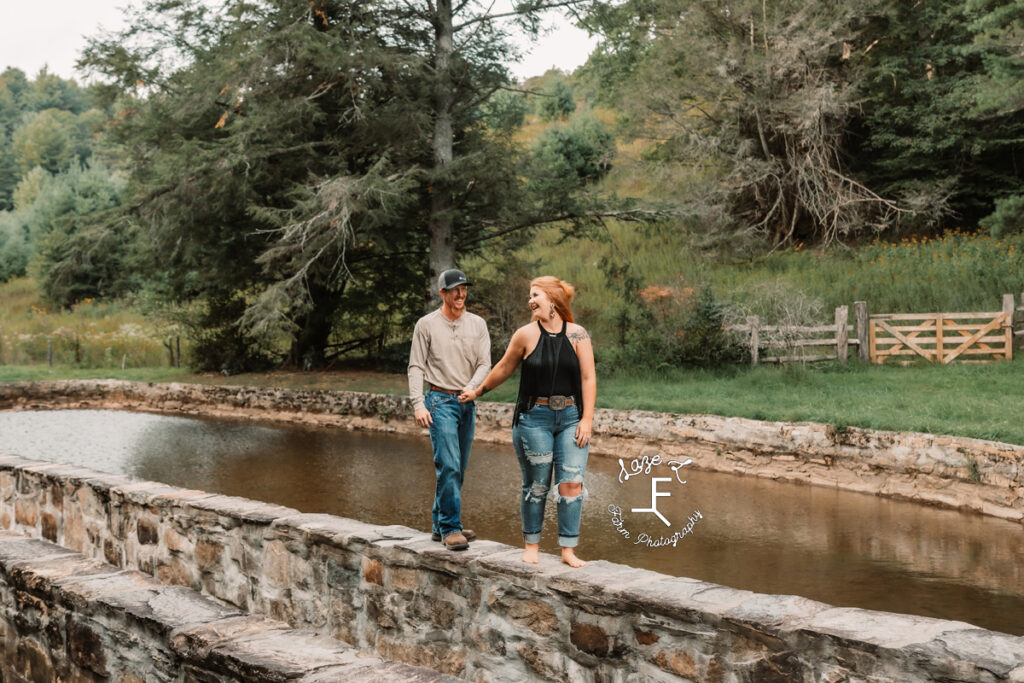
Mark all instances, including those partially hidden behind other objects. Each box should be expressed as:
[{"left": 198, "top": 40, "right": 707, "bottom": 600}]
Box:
[{"left": 440, "top": 284, "right": 468, "bottom": 313}]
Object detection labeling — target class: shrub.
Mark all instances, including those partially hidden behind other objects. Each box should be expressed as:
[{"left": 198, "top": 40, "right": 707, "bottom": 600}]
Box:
[
  {"left": 466, "top": 253, "right": 537, "bottom": 359},
  {"left": 606, "top": 281, "right": 746, "bottom": 372},
  {"left": 536, "top": 80, "right": 576, "bottom": 121},
  {"left": 983, "top": 194, "right": 1024, "bottom": 237},
  {"left": 186, "top": 295, "right": 276, "bottom": 374},
  {"left": 737, "top": 280, "right": 826, "bottom": 362},
  {"left": 530, "top": 114, "right": 616, "bottom": 191},
  {"left": 480, "top": 90, "right": 526, "bottom": 132}
]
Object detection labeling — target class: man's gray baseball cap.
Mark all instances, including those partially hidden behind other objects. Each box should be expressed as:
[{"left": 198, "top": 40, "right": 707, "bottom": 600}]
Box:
[{"left": 438, "top": 269, "right": 471, "bottom": 290}]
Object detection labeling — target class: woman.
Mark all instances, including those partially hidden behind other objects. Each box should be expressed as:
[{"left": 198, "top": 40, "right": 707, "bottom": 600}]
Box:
[{"left": 459, "top": 276, "right": 596, "bottom": 568}]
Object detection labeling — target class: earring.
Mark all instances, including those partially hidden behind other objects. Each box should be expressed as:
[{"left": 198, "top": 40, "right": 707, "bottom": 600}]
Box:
[{"left": 549, "top": 304, "right": 555, "bottom": 320}]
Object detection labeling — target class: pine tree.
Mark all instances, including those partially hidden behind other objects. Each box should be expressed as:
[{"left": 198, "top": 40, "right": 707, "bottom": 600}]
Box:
[
  {"left": 853, "top": 0, "right": 1024, "bottom": 230},
  {"left": 81, "top": 0, "right": 602, "bottom": 369}
]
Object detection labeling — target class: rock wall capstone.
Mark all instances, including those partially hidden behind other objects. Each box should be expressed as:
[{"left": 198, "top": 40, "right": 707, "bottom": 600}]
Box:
[
  {"left": 0, "top": 379, "right": 1022, "bottom": 523},
  {"left": 2, "top": 454, "right": 1023, "bottom": 682}
]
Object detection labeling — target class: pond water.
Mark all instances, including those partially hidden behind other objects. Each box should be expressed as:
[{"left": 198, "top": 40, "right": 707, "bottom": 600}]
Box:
[{"left": 1, "top": 409, "right": 1022, "bottom": 636}]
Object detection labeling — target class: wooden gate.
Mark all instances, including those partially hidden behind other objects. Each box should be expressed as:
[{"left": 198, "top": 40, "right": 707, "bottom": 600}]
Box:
[{"left": 869, "top": 312, "right": 1013, "bottom": 364}]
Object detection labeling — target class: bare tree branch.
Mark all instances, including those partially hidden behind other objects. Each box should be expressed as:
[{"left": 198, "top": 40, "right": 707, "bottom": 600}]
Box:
[{"left": 453, "top": 0, "right": 585, "bottom": 31}]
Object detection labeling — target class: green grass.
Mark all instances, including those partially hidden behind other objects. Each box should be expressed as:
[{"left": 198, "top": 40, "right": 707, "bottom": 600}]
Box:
[
  {"left": 578, "top": 359, "right": 1024, "bottom": 445},
  {"left": 0, "top": 365, "right": 193, "bottom": 383},
  {"left": 0, "top": 365, "right": 410, "bottom": 393},
  {"left": 475, "top": 225, "right": 1024, "bottom": 352},
  {"left": 0, "top": 278, "right": 177, "bottom": 367},
  {"left": 707, "top": 230, "right": 1024, "bottom": 313}
]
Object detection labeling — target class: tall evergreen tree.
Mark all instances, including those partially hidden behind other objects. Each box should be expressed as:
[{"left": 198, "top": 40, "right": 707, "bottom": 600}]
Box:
[
  {"left": 21, "top": 68, "right": 87, "bottom": 114},
  {"left": 25, "top": 163, "right": 130, "bottom": 307},
  {"left": 82, "top": 0, "right": 430, "bottom": 369},
  {"left": 81, "top": 0, "right": 602, "bottom": 369},
  {"left": 389, "top": 0, "right": 596, "bottom": 291},
  {"left": 853, "top": 0, "right": 1024, "bottom": 231}
]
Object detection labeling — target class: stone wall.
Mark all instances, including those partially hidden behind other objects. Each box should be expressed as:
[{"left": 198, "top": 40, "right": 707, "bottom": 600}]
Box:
[
  {"left": 1, "top": 379, "right": 1022, "bottom": 524},
  {"left": 0, "top": 531, "right": 454, "bottom": 682},
  {"left": 2, "top": 455, "right": 1023, "bottom": 682}
]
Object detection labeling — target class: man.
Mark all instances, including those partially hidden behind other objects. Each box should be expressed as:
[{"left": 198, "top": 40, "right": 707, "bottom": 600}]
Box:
[{"left": 408, "top": 269, "right": 491, "bottom": 550}]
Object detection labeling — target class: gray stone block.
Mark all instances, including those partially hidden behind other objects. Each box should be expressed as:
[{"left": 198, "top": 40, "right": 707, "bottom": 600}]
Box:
[
  {"left": 0, "top": 534, "right": 78, "bottom": 566},
  {"left": 905, "top": 628, "right": 1024, "bottom": 680}
]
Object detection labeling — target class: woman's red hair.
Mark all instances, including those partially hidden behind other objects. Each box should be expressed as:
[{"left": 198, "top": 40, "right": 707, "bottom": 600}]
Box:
[{"left": 531, "top": 276, "right": 576, "bottom": 323}]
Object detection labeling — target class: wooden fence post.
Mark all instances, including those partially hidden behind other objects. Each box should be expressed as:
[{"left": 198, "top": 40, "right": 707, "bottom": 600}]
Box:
[
  {"left": 1003, "top": 293, "right": 1015, "bottom": 358},
  {"left": 747, "top": 315, "right": 759, "bottom": 366},
  {"left": 854, "top": 301, "right": 868, "bottom": 362},
  {"left": 1019, "top": 292, "right": 1024, "bottom": 350},
  {"left": 46, "top": 339, "right": 53, "bottom": 366},
  {"left": 835, "top": 305, "right": 849, "bottom": 364}
]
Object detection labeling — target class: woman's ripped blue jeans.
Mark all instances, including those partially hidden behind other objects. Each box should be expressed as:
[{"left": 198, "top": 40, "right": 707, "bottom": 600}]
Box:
[{"left": 512, "top": 404, "right": 589, "bottom": 547}]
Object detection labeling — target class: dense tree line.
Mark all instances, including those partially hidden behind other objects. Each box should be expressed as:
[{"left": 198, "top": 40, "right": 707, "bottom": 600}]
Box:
[
  {"left": 0, "top": 67, "right": 128, "bottom": 299},
  {"left": 72, "top": 0, "right": 612, "bottom": 371},
  {"left": 1, "top": 0, "right": 1021, "bottom": 371}
]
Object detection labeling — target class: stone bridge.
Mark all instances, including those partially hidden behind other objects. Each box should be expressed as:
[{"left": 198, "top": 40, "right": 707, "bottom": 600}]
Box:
[
  {"left": 1, "top": 454, "right": 1023, "bottom": 682},
  {"left": 0, "top": 380, "right": 1023, "bottom": 681}
]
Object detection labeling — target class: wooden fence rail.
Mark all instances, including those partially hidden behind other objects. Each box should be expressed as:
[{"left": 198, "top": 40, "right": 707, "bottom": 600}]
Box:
[
  {"left": 729, "top": 294, "right": 1022, "bottom": 366},
  {"left": 728, "top": 303, "right": 862, "bottom": 365}
]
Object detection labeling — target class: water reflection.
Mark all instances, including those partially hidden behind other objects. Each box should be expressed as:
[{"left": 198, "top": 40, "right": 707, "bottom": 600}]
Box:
[{"left": 1, "top": 409, "right": 1021, "bottom": 635}]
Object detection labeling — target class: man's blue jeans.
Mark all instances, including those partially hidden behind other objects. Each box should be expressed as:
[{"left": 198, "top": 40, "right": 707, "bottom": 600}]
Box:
[
  {"left": 426, "top": 390, "right": 475, "bottom": 538},
  {"left": 512, "top": 404, "right": 589, "bottom": 547}
]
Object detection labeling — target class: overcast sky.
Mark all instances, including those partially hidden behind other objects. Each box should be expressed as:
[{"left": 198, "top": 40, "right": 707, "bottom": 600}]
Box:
[{"left": 0, "top": 1, "right": 598, "bottom": 83}]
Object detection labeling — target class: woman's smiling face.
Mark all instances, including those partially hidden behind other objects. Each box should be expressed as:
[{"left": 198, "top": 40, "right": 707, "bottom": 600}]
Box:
[{"left": 528, "top": 286, "right": 552, "bottom": 320}]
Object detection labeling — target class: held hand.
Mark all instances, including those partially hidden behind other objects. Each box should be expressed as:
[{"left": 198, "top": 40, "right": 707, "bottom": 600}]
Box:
[
  {"left": 574, "top": 419, "right": 592, "bottom": 448},
  {"left": 414, "top": 407, "right": 433, "bottom": 428},
  {"left": 458, "top": 387, "right": 477, "bottom": 403}
]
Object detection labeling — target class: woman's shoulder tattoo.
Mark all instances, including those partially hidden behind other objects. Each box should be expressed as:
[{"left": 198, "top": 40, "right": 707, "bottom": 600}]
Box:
[{"left": 568, "top": 328, "right": 590, "bottom": 344}]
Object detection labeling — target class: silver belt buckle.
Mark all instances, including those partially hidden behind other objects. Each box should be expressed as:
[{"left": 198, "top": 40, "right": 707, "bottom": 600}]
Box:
[{"left": 548, "top": 395, "right": 569, "bottom": 410}]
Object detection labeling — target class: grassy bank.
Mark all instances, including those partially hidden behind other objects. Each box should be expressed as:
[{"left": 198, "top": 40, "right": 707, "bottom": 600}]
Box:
[
  {"left": 2, "top": 359, "right": 1023, "bottom": 446},
  {"left": 0, "top": 278, "right": 174, "bottom": 367},
  {"left": 469, "top": 226, "right": 1024, "bottom": 351},
  {"left": 3, "top": 224, "right": 1022, "bottom": 445},
  {"left": 595, "top": 360, "right": 1024, "bottom": 445}
]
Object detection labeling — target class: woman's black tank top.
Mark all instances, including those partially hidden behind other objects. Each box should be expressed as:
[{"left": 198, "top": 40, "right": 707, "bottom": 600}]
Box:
[{"left": 513, "top": 320, "right": 583, "bottom": 425}]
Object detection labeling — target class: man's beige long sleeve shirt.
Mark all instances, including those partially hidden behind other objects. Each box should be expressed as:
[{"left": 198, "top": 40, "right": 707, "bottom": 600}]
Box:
[{"left": 407, "top": 309, "right": 491, "bottom": 412}]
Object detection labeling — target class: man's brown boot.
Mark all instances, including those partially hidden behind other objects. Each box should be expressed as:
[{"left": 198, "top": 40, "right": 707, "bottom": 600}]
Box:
[
  {"left": 433, "top": 529, "right": 476, "bottom": 542},
  {"left": 443, "top": 532, "right": 469, "bottom": 551}
]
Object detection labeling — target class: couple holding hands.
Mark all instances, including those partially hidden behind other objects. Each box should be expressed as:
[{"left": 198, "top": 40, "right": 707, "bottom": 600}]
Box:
[{"left": 407, "top": 270, "right": 596, "bottom": 567}]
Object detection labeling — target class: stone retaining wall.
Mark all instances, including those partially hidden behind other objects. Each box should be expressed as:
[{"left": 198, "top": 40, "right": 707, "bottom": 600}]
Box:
[
  {"left": 2, "top": 455, "right": 1023, "bottom": 682},
  {"left": 0, "top": 531, "right": 454, "bottom": 682},
  {"left": 1, "top": 380, "right": 1022, "bottom": 524}
]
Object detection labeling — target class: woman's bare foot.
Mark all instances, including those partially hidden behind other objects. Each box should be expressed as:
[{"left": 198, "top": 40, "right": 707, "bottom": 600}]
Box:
[
  {"left": 561, "top": 547, "right": 586, "bottom": 568},
  {"left": 522, "top": 543, "right": 540, "bottom": 564}
]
